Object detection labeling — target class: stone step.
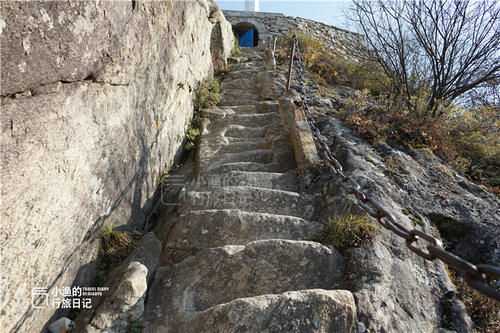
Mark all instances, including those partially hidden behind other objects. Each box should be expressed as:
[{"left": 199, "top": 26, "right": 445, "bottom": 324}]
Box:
[
  {"left": 165, "top": 209, "right": 321, "bottom": 255},
  {"left": 222, "top": 171, "right": 299, "bottom": 192},
  {"left": 205, "top": 102, "right": 278, "bottom": 117},
  {"left": 223, "top": 69, "right": 261, "bottom": 81},
  {"left": 182, "top": 186, "right": 317, "bottom": 219},
  {"left": 204, "top": 149, "right": 296, "bottom": 174},
  {"left": 223, "top": 124, "right": 277, "bottom": 139},
  {"left": 219, "top": 95, "right": 259, "bottom": 106},
  {"left": 144, "top": 239, "right": 345, "bottom": 331},
  {"left": 212, "top": 136, "right": 289, "bottom": 154},
  {"left": 206, "top": 104, "right": 258, "bottom": 115},
  {"left": 223, "top": 132, "right": 284, "bottom": 143},
  {"left": 205, "top": 112, "right": 280, "bottom": 128},
  {"left": 222, "top": 78, "right": 255, "bottom": 90},
  {"left": 207, "top": 161, "right": 289, "bottom": 173},
  {"left": 189, "top": 171, "right": 299, "bottom": 192},
  {"left": 218, "top": 171, "right": 299, "bottom": 190},
  {"left": 202, "top": 149, "right": 293, "bottom": 171},
  {"left": 198, "top": 137, "right": 290, "bottom": 165},
  {"left": 145, "top": 289, "right": 356, "bottom": 333}
]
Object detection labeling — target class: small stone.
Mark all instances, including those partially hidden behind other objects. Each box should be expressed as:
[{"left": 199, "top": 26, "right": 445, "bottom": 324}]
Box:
[{"left": 47, "top": 317, "right": 75, "bottom": 333}]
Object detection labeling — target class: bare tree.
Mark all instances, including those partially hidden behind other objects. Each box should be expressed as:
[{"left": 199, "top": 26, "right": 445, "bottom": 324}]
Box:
[{"left": 351, "top": 0, "right": 500, "bottom": 117}]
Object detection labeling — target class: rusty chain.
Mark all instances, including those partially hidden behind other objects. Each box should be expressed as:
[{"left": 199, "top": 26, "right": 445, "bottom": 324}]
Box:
[{"left": 288, "top": 33, "right": 500, "bottom": 301}]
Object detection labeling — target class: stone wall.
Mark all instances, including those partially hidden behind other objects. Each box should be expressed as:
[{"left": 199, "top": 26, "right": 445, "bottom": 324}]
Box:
[
  {"left": 0, "top": 1, "right": 233, "bottom": 331},
  {"left": 223, "top": 10, "right": 364, "bottom": 56}
]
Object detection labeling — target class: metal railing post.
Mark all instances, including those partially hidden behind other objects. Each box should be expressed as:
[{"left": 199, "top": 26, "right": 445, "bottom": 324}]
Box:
[
  {"left": 266, "top": 36, "right": 271, "bottom": 49},
  {"left": 286, "top": 36, "right": 296, "bottom": 92}
]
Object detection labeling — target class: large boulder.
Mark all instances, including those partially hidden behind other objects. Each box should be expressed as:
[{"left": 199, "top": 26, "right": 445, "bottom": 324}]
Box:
[
  {"left": 83, "top": 261, "right": 148, "bottom": 333},
  {"left": 0, "top": 1, "right": 233, "bottom": 331}
]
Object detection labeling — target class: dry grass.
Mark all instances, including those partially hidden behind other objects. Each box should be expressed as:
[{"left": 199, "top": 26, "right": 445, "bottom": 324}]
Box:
[
  {"left": 100, "top": 227, "right": 132, "bottom": 266},
  {"left": 314, "top": 204, "right": 377, "bottom": 250},
  {"left": 448, "top": 269, "right": 500, "bottom": 332}
]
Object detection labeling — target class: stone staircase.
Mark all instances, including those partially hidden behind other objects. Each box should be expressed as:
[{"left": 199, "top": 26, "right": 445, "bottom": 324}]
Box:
[{"left": 142, "top": 48, "right": 356, "bottom": 332}]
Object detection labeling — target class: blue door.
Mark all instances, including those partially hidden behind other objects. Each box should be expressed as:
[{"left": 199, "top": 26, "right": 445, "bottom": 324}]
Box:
[{"left": 238, "top": 28, "right": 254, "bottom": 47}]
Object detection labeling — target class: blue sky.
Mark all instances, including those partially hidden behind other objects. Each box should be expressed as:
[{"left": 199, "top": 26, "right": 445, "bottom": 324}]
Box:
[{"left": 216, "top": 0, "right": 352, "bottom": 29}]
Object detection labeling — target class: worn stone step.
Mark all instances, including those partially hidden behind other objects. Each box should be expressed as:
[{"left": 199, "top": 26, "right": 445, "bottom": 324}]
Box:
[
  {"left": 220, "top": 96, "right": 259, "bottom": 106},
  {"left": 212, "top": 136, "right": 289, "bottom": 154},
  {"left": 206, "top": 105, "right": 257, "bottom": 115},
  {"left": 207, "top": 161, "right": 289, "bottom": 173},
  {"left": 198, "top": 135, "right": 290, "bottom": 166},
  {"left": 223, "top": 69, "right": 261, "bottom": 80},
  {"left": 218, "top": 171, "right": 299, "bottom": 190},
  {"left": 182, "top": 186, "right": 317, "bottom": 218},
  {"left": 224, "top": 132, "right": 284, "bottom": 143},
  {"left": 205, "top": 112, "right": 280, "bottom": 128},
  {"left": 205, "top": 150, "right": 296, "bottom": 174},
  {"left": 222, "top": 77, "right": 259, "bottom": 91},
  {"left": 144, "top": 240, "right": 345, "bottom": 331},
  {"left": 203, "top": 149, "right": 293, "bottom": 171},
  {"left": 205, "top": 101, "right": 278, "bottom": 117},
  {"left": 165, "top": 209, "right": 321, "bottom": 254},
  {"left": 223, "top": 124, "right": 278, "bottom": 139},
  {"left": 232, "top": 171, "right": 298, "bottom": 189},
  {"left": 149, "top": 289, "right": 356, "bottom": 333}
]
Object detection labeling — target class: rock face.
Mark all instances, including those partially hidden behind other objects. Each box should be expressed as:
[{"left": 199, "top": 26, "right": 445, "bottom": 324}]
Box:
[
  {"left": 0, "top": 1, "right": 233, "bottom": 331},
  {"left": 1, "top": 1, "right": 131, "bottom": 96},
  {"left": 299, "top": 82, "right": 499, "bottom": 332}
]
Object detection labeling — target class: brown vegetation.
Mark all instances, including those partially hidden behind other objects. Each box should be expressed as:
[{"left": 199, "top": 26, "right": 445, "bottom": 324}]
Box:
[{"left": 280, "top": 32, "right": 499, "bottom": 194}]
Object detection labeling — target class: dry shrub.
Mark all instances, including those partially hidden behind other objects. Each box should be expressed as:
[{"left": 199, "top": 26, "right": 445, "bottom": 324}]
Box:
[
  {"left": 276, "top": 32, "right": 389, "bottom": 95},
  {"left": 337, "top": 89, "right": 500, "bottom": 192}
]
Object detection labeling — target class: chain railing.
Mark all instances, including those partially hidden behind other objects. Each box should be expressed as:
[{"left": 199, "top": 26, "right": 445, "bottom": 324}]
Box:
[{"left": 286, "top": 33, "right": 500, "bottom": 302}]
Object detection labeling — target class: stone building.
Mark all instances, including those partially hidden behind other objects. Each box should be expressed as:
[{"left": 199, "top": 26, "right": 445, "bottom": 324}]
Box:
[{"left": 223, "top": 10, "right": 364, "bottom": 56}]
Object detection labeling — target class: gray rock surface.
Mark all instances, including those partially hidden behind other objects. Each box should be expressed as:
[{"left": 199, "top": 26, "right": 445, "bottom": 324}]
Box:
[
  {"left": 0, "top": 1, "right": 232, "bottom": 331},
  {"left": 302, "top": 81, "right": 496, "bottom": 331},
  {"left": 0, "top": 1, "right": 131, "bottom": 96},
  {"left": 110, "top": 232, "right": 161, "bottom": 284}
]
